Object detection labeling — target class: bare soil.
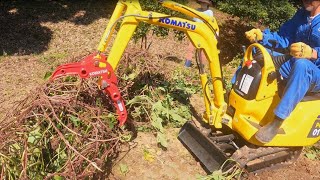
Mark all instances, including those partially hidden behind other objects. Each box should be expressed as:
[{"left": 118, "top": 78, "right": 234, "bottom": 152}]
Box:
[
  {"left": 111, "top": 128, "right": 206, "bottom": 180},
  {"left": 0, "top": 1, "right": 319, "bottom": 179}
]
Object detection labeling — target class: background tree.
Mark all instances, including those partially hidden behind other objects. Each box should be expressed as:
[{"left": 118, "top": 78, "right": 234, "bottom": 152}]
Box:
[
  {"left": 133, "top": 0, "right": 187, "bottom": 43},
  {"left": 213, "top": 0, "right": 298, "bottom": 30}
]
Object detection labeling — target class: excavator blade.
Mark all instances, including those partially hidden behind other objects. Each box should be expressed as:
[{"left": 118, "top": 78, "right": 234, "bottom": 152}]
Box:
[
  {"left": 178, "top": 122, "right": 303, "bottom": 174},
  {"left": 178, "top": 121, "right": 229, "bottom": 173}
]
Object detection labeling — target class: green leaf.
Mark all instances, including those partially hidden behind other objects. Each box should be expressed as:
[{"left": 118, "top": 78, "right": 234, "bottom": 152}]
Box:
[
  {"left": 136, "top": 125, "right": 153, "bottom": 132},
  {"left": 157, "top": 132, "right": 168, "bottom": 148},
  {"left": 152, "top": 101, "right": 166, "bottom": 112},
  {"left": 128, "top": 72, "right": 137, "bottom": 80},
  {"left": 68, "top": 115, "right": 80, "bottom": 127},
  {"left": 43, "top": 71, "right": 53, "bottom": 80},
  {"left": 55, "top": 146, "right": 67, "bottom": 164},
  {"left": 9, "top": 143, "right": 21, "bottom": 152},
  {"left": 131, "top": 106, "right": 144, "bottom": 119},
  {"left": 305, "top": 153, "right": 317, "bottom": 160},
  {"left": 210, "top": 170, "right": 225, "bottom": 180},
  {"left": 157, "top": 86, "right": 166, "bottom": 92},
  {"left": 127, "top": 95, "right": 152, "bottom": 105},
  {"left": 151, "top": 115, "right": 164, "bottom": 133},
  {"left": 53, "top": 175, "right": 64, "bottom": 180},
  {"left": 168, "top": 110, "right": 186, "bottom": 124},
  {"left": 33, "top": 147, "right": 41, "bottom": 154},
  {"left": 28, "top": 127, "right": 42, "bottom": 144},
  {"left": 119, "top": 163, "right": 129, "bottom": 175},
  {"left": 66, "top": 76, "right": 79, "bottom": 82},
  {"left": 196, "top": 170, "right": 225, "bottom": 180},
  {"left": 106, "top": 113, "right": 117, "bottom": 129},
  {"left": 120, "top": 134, "right": 132, "bottom": 142}
]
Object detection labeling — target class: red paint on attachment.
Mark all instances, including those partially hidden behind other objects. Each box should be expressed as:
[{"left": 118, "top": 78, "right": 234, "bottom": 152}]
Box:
[{"left": 50, "top": 53, "right": 127, "bottom": 126}]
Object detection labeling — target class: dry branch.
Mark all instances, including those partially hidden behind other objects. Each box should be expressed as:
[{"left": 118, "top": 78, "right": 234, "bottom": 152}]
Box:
[{"left": 0, "top": 78, "right": 128, "bottom": 179}]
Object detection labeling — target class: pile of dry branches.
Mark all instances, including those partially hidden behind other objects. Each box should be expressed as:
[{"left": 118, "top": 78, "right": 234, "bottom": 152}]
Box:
[
  {"left": 0, "top": 77, "right": 130, "bottom": 179},
  {"left": 0, "top": 49, "right": 170, "bottom": 179}
]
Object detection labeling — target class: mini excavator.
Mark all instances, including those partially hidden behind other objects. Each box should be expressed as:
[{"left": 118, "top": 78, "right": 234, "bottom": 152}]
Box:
[{"left": 50, "top": 0, "right": 320, "bottom": 173}]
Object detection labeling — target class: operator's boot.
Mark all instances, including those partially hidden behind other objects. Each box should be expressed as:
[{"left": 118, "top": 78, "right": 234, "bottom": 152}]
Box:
[{"left": 255, "top": 117, "right": 284, "bottom": 143}]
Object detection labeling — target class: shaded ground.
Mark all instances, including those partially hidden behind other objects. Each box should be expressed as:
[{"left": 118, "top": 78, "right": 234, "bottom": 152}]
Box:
[
  {"left": 0, "top": 1, "right": 319, "bottom": 179},
  {"left": 0, "top": 0, "right": 118, "bottom": 119},
  {"left": 0, "top": 0, "right": 118, "bottom": 56}
]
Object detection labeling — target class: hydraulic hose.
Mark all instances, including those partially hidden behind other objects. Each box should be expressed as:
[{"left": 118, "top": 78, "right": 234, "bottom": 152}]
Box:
[
  {"left": 253, "top": 48, "right": 291, "bottom": 70},
  {"left": 272, "top": 55, "right": 291, "bottom": 70}
]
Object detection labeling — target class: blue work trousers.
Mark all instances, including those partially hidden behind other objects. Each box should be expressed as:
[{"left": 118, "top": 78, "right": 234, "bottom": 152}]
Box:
[{"left": 275, "top": 59, "right": 320, "bottom": 119}]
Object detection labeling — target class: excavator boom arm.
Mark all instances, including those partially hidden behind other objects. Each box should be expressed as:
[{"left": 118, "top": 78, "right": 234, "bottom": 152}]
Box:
[{"left": 96, "top": 0, "right": 227, "bottom": 128}]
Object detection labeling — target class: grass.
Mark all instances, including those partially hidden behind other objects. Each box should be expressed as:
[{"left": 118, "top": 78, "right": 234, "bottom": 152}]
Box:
[
  {"left": 304, "top": 146, "right": 320, "bottom": 160},
  {"left": 39, "top": 52, "right": 68, "bottom": 65}
]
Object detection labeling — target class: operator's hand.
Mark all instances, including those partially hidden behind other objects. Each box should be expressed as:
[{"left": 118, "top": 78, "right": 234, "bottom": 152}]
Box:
[
  {"left": 290, "top": 42, "right": 314, "bottom": 59},
  {"left": 245, "top": 28, "right": 263, "bottom": 43}
]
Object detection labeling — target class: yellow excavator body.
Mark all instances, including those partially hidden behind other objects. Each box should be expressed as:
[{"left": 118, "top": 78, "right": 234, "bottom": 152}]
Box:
[{"left": 52, "top": 0, "right": 320, "bottom": 173}]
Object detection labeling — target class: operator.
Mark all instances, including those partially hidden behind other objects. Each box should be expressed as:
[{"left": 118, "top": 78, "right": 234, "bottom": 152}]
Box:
[
  {"left": 245, "top": 0, "right": 320, "bottom": 143},
  {"left": 184, "top": 0, "right": 214, "bottom": 67}
]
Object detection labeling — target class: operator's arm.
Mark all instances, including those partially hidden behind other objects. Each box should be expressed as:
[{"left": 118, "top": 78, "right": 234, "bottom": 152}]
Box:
[{"left": 261, "top": 9, "right": 306, "bottom": 49}]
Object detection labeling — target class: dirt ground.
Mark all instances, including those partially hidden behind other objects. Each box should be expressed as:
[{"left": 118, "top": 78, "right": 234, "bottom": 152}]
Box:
[
  {"left": 111, "top": 93, "right": 320, "bottom": 180},
  {"left": 111, "top": 129, "right": 320, "bottom": 180},
  {"left": 111, "top": 128, "right": 206, "bottom": 180},
  {"left": 0, "top": 0, "right": 319, "bottom": 179}
]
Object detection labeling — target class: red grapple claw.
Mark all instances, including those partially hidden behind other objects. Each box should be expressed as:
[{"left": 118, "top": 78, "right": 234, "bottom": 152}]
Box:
[{"left": 50, "top": 53, "right": 127, "bottom": 126}]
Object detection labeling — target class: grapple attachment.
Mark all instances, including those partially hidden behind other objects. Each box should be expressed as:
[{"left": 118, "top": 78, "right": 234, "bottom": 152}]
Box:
[{"left": 50, "top": 53, "right": 127, "bottom": 126}]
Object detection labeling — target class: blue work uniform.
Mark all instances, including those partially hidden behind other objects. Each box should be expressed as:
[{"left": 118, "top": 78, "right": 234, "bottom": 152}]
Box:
[{"left": 261, "top": 8, "right": 320, "bottom": 119}]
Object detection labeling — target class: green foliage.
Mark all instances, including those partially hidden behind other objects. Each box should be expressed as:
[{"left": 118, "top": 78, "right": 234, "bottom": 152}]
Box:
[
  {"left": 40, "top": 52, "right": 68, "bottom": 65},
  {"left": 215, "top": 0, "right": 297, "bottom": 30},
  {"left": 133, "top": 0, "right": 188, "bottom": 42},
  {"left": 126, "top": 68, "right": 200, "bottom": 147},
  {"left": 222, "top": 53, "right": 243, "bottom": 92},
  {"left": 304, "top": 146, "right": 320, "bottom": 160},
  {"left": 196, "top": 159, "right": 242, "bottom": 180},
  {"left": 127, "top": 91, "right": 188, "bottom": 148}
]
